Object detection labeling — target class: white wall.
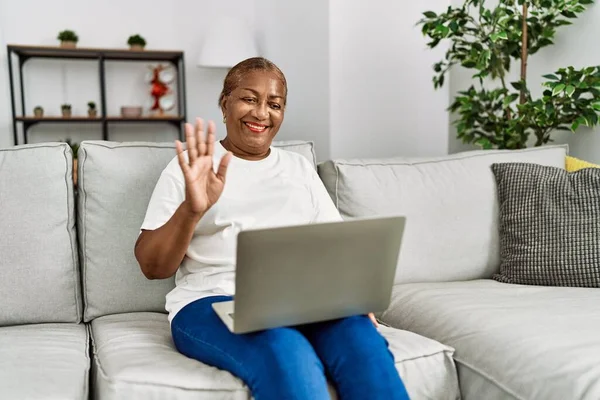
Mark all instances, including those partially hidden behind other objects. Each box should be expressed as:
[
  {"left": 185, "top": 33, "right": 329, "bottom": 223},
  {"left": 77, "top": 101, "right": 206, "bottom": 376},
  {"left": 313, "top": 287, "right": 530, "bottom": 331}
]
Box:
[
  {"left": 0, "top": 0, "right": 333, "bottom": 161},
  {"left": 329, "top": 0, "right": 450, "bottom": 159},
  {"left": 254, "top": 0, "right": 330, "bottom": 161},
  {"left": 448, "top": 2, "right": 600, "bottom": 161},
  {"left": 0, "top": 0, "right": 254, "bottom": 148}
]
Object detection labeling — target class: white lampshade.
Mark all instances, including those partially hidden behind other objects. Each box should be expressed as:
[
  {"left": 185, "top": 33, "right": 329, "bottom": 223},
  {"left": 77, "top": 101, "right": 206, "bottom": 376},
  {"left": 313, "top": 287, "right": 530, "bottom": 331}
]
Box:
[{"left": 197, "top": 16, "right": 259, "bottom": 68}]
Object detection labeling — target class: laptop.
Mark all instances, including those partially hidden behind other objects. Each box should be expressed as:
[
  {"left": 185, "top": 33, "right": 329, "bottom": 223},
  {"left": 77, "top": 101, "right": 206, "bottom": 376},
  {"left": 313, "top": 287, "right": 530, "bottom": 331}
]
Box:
[{"left": 212, "top": 215, "right": 406, "bottom": 334}]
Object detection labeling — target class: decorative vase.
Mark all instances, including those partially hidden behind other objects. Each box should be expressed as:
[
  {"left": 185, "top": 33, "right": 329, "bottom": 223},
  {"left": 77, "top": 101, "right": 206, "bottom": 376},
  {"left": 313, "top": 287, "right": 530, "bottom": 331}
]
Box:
[
  {"left": 34, "top": 108, "right": 44, "bottom": 118},
  {"left": 60, "top": 41, "right": 77, "bottom": 49},
  {"left": 129, "top": 44, "right": 144, "bottom": 51},
  {"left": 62, "top": 109, "right": 72, "bottom": 118},
  {"left": 88, "top": 109, "right": 97, "bottom": 118}
]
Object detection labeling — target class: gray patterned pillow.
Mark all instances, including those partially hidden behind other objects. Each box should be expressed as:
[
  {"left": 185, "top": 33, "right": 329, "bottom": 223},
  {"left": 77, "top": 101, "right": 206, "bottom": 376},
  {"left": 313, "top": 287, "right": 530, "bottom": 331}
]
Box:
[{"left": 491, "top": 162, "right": 600, "bottom": 287}]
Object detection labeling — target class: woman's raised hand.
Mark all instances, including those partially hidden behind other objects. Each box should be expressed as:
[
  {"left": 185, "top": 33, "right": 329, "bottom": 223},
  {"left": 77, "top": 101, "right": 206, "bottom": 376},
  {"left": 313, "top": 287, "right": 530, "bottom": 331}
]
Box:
[{"left": 175, "top": 118, "right": 232, "bottom": 216}]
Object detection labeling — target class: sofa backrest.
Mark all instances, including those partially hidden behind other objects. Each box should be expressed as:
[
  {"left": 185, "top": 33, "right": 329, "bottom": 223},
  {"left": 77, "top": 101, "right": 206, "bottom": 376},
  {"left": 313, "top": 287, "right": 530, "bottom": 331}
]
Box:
[
  {"left": 78, "top": 140, "right": 317, "bottom": 322},
  {"left": 318, "top": 145, "right": 568, "bottom": 284},
  {"left": 0, "top": 143, "right": 81, "bottom": 326}
]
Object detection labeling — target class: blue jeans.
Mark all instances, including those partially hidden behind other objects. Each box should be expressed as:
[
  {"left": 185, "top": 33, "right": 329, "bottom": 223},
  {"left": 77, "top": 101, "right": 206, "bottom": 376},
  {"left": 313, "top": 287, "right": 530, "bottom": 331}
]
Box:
[{"left": 171, "top": 295, "right": 410, "bottom": 400}]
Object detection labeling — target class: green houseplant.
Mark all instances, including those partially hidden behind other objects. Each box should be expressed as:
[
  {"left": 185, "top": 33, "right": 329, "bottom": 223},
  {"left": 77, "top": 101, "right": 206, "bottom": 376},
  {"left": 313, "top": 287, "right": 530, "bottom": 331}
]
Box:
[
  {"left": 127, "top": 34, "right": 147, "bottom": 50},
  {"left": 419, "top": 0, "right": 600, "bottom": 149},
  {"left": 33, "top": 106, "right": 44, "bottom": 118},
  {"left": 88, "top": 101, "right": 97, "bottom": 118},
  {"left": 61, "top": 104, "right": 72, "bottom": 118},
  {"left": 57, "top": 30, "right": 79, "bottom": 48}
]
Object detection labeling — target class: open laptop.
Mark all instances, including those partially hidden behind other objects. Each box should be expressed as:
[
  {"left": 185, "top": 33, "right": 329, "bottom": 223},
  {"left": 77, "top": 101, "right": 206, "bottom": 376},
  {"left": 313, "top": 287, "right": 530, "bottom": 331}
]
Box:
[{"left": 212, "top": 215, "right": 406, "bottom": 334}]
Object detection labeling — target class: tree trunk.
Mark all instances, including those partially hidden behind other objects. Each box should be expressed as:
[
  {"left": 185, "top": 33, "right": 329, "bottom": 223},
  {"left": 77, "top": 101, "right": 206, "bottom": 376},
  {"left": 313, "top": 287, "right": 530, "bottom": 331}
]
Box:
[{"left": 520, "top": 3, "right": 529, "bottom": 104}]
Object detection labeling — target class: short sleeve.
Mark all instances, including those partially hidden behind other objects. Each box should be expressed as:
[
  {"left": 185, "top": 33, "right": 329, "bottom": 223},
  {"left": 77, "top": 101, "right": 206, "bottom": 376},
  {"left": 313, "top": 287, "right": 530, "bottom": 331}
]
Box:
[
  {"left": 140, "top": 156, "right": 185, "bottom": 231},
  {"left": 303, "top": 160, "right": 343, "bottom": 224}
]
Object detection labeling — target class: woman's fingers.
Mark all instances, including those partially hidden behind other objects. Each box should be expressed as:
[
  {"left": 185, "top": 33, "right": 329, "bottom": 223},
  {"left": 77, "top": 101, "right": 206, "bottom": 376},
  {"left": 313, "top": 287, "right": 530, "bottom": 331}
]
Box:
[
  {"left": 175, "top": 140, "right": 189, "bottom": 174},
  {"left": 206, "top": 120, "right": 216, "bottom": 157},
  {"left": 185, "top": 123, "right": 197, "bottom": 163},
  {"left": 216, "top": 152, "right": 232, "bottom": 182},
  {"left": 196, "top": 118, "right": 207, "bottom": 157}
]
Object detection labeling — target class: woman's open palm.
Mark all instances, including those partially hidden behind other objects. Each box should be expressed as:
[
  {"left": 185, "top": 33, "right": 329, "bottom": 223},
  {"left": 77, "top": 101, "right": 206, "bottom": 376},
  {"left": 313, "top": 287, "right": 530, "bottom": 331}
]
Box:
[{"left": 175, "top": 118, "right": 232, "bottom": 215}]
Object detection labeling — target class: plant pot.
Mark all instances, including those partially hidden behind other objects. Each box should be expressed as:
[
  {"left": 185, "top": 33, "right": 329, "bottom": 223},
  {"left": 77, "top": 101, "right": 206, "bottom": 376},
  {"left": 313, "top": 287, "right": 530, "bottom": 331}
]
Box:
[
  {"left": 88, "top": 109, "right": 97, "bottom": 118},
  {"left": 34, "top": 109, "right": 44, "bottom": 118},
  {"left": 60, "top": 41, "right": 77, "bottom": 49},
  {"left": 62, "top": 109, "right": 72, "bottom": 118},
  {"left": 129, "top": 44, "right": 145, "bottom": 51}
]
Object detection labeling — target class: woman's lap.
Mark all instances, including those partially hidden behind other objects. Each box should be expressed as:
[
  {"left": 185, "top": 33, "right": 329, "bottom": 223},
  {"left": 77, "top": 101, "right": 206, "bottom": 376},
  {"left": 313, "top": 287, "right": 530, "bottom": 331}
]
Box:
[{"left": 171, "top": 296, "right": 409, "bottom": 400}]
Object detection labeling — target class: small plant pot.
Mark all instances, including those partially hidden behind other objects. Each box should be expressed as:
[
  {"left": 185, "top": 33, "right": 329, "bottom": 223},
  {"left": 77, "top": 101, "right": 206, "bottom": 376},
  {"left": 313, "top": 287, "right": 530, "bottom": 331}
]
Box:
[
  {"left": 60, "top": 41, "right": 77, "bottom": 49},
  {"left": 34, "top": 109, "right": 44, "bottom": 118},
  {"left": 88, "top": 109, "right": 97, "bottom": 118},
  {"left": 62, "top": 109, "right": 72, "bottom": 118},
  {"left": 129, "top": 44, "right": 145, "bottom": 51}
]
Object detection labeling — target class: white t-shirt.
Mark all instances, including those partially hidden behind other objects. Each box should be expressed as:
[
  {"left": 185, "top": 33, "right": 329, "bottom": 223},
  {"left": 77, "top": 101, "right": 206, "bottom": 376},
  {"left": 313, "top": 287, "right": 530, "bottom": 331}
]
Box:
[{"left": 140, "top": 142, "right": 342, "bottom": 322}]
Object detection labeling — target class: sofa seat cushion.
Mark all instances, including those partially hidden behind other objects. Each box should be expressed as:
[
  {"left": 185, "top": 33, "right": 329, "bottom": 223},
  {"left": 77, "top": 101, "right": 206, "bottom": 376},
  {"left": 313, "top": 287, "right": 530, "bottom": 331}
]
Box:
[
  {"left": 381, "top": 280, "right": 600, "bottom": 400},
  {"left": 90, "top": 312, "right": 459, "bottom": 400},
  {"left": 0, "top": 323, "right": 89, "bottom": 399}
]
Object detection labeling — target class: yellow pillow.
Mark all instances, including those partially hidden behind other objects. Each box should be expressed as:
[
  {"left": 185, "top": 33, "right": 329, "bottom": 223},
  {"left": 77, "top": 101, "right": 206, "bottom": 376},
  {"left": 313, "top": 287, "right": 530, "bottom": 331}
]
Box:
[{"left": 565, "top": 156, "right": 600, "bottom": 172}]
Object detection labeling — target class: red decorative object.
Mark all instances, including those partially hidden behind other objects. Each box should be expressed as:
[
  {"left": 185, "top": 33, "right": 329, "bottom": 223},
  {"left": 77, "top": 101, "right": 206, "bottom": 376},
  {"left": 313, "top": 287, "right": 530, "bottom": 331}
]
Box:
[{"left": 149, "top": 65, "right": 170, "bottom": 114}]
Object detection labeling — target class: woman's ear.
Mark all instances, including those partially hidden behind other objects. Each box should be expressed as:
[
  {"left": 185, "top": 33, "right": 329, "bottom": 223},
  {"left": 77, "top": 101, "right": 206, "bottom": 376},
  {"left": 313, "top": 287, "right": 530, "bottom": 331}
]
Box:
[{"left": 220, "top": 97, "right": 227, "bottom": 115}]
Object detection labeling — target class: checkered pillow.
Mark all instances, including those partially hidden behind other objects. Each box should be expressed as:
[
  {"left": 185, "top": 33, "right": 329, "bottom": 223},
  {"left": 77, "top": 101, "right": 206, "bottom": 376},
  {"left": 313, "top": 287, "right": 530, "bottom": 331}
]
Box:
[{"left": 491, "top": 162, "right": 600, "bottom": 287}]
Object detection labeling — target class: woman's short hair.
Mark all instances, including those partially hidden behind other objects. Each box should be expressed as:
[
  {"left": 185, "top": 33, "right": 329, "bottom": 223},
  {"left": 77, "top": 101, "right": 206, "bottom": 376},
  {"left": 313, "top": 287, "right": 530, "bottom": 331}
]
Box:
[{"left": 218, "top": 57, "right": 287, "bottom": 108}]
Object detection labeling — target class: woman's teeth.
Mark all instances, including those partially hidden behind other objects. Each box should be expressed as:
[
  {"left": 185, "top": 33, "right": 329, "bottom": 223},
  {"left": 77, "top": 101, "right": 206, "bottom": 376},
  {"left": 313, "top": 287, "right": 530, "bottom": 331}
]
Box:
[{"left": 245, "top": 122, "right": 267, "bottom": 132}]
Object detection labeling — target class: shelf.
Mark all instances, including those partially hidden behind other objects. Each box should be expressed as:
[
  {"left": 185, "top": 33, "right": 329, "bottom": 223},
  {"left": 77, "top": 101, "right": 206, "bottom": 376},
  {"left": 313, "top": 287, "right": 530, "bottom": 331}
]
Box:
[
  {"left": 16, "top": 116, "right": 101, "bottom": 122},
  {"left": 106, "top": 116, "right": 185, "bottom": 122},
  {"left": 16, "top": 116, "right": 184, "bottom": 123},
  {"left": 7, "top": 44, "right": 183, "bottom": 62}
]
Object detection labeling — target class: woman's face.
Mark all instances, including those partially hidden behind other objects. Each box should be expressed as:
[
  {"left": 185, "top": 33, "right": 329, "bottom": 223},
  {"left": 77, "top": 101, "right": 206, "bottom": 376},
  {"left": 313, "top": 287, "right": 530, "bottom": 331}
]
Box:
[{"left": 221, "top": 70, "right": 286, "bottom": 157}]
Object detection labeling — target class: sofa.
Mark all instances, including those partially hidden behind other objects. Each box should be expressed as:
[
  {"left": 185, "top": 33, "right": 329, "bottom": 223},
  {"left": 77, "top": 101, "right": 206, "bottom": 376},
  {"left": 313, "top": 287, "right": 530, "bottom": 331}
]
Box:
[{"left": 0, "top": 139, "right": 598, "bottom": 400}]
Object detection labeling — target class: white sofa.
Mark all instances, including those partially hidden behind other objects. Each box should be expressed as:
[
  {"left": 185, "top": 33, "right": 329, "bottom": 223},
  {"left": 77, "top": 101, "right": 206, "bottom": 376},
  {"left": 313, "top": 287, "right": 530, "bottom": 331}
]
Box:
[
  {"left": 1, "top": 140, "right": 598, "bottom": 400},
  {"left": 318, "top": 144, "right": 600, "bottom": 400}
]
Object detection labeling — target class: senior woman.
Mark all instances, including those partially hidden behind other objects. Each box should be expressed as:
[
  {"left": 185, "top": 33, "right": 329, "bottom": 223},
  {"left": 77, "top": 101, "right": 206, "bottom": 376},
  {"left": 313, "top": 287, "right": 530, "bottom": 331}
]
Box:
[{"left": 134, "top": 57, "right": 409, "bottom": 400}]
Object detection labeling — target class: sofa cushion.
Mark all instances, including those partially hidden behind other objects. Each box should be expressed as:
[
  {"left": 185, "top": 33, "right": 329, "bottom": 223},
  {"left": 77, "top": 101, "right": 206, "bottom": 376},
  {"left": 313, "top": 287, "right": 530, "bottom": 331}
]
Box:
[
  {"left": 0, "top": 143, "right": 81, "bottom": 326},
  {"left": 492, "top": 163, "right": 600, "bottom": 287},
  {"left": 90, "top": 312, "right": 459, "bottom": 400},
  {"left": 381, "top": 280, "right": 600, "bottom": 400},
  {"left": 317, "top": 145, "right": 568, "bottom": 284},
  {"left": 78, "top": 140, "right": 317, "bottom": 322},
  {"left": 0, "top": 323, "right": 89, "bottom": 399}
]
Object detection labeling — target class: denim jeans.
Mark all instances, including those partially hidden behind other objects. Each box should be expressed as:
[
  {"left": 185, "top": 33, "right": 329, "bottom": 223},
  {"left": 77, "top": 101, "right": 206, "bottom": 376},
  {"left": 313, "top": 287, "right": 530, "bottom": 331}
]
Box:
[{"left": 171, "top": 295, "right": 410, "bottom": 400}]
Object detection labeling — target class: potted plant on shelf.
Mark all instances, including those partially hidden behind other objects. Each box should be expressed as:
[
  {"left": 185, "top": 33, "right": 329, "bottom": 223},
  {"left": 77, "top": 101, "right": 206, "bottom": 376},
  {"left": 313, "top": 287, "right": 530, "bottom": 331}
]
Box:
[
  {"left": 33, "top": 106, "right": 44, "bottom": 118},
  {"left": 88, "top": 101, "right": 97, "bottom": 118},
  {"left": 57, "top": 30, "right": 79, "bottom": 48},
  {"left": 127, "top": 34, "right": 146, "bottom": 51},
  {"left": 61, "top": 104, "right": 72, "bottom": 118}
]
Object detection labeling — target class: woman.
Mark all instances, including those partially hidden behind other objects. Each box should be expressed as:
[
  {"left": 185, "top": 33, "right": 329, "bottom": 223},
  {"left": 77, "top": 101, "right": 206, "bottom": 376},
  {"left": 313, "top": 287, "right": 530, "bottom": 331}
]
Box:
[{"left": 135, "top": 57, "right": 409, "bottom": 400}]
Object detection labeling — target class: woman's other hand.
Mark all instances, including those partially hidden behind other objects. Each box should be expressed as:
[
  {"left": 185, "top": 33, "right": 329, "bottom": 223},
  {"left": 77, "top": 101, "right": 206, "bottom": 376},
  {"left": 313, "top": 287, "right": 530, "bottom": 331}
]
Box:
[
  {"left": 368, "top": 313, "right": 379, "bottom": 328},
  {"left": 175, "top": 118, "right": 232, "bottom": 216}
]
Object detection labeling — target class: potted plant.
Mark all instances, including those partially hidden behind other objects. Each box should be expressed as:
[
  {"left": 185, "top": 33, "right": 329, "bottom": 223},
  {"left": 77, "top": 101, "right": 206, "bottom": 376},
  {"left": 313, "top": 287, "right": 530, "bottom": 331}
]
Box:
[
  {"left": 88, "top": 101, "right": 97, "bottom": 118},
  {"left": 418, "top": 1, "right": 600, "bottom": 149},
  {"left": 127, "top": 34, "right": 146, "bottom": 51},
  {"left": 57, "top": 30, "right": 79, "bottom": 48},
  {"left": 33, "top": 106, "right": 44, "bottom": 118},
  {"left": 61, "top": 104, "right": 72, "bottom": 118}
]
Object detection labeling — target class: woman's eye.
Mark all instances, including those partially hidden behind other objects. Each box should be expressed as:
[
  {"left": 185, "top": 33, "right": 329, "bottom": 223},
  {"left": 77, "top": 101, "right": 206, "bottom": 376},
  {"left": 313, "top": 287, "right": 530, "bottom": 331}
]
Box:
[
  {"left": 270, "top": 103, "right": 281, "bottom": 110},
  {"left": 244, "top": 98, "right": 256, "bottom": 103}
]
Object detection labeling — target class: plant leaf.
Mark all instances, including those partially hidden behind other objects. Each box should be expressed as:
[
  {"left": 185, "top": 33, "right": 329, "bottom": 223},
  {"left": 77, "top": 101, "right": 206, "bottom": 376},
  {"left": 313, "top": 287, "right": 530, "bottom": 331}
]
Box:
[
  {"left": 565, "top": 85, "right": 576, "bottom": 97},
  {"left": 552, "top": 84, "right": 566, "bottom": 96},
  {"left": 423, "top": 11, "right": 437, "bottom": 18},
  {"left": 543, "top": 74, "right": 559, "bottom": 81}
]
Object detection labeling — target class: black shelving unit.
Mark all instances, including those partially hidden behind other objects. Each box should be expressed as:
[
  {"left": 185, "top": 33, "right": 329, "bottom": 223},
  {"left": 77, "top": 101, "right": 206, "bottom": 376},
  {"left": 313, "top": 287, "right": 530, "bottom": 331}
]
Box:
[{"left": 6, "top": 44, "right": 187, "bottom": 145}]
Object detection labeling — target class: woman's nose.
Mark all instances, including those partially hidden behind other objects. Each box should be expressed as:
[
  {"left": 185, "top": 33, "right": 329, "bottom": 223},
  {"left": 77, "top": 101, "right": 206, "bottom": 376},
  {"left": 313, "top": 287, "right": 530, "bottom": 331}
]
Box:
[{"left": 253, "top": 102, "right": 269, "bottom": 120}]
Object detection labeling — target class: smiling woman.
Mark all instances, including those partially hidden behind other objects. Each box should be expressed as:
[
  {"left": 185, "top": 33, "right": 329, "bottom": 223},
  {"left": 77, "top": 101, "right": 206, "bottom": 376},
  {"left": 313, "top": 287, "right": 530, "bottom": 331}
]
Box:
[{"left": 134, "top": 57, "right": 409, "bottom": 400}]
